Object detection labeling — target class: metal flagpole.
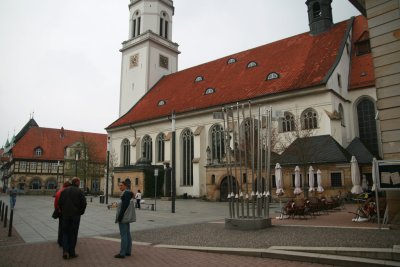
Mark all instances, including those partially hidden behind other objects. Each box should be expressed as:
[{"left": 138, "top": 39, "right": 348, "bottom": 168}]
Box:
[
  {"left": 222, "top": 107, "right": 232, "bottom": 218},
  {"left": 250, "top": 103, "right": 255, "bottom": 218},
  {"left": 237, "top": 103, "right": 244, "bottom": 218},
  {"left": 244, "top": 103, "right": 249, "bottom": 218},
  {"left": 171, "top": 112, "right": 176, "bottom": 213}
]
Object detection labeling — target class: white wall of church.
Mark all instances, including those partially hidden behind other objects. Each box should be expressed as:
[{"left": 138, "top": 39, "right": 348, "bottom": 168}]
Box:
[{"left": 120, "top": 44, "right": 149, "bottom": 116}]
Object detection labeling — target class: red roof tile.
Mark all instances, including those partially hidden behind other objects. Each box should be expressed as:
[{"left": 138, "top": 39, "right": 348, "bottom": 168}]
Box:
[
  {"left": 108, "top": 17, "right": 367, "bottom": 129},
  {"left": 349, "top": 16, "right": 375, "bottom": 90},
  {"left": 12, "top": 127, "right": 107, "bottom": 163}
]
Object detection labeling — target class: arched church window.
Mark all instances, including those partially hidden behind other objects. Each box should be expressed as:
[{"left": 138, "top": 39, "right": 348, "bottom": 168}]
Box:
[
  {"left": 121, "top": 139, "right": 130, "bottom": 167},
  {"left": 132, "top": 10, "right": 141, "bottom": 38},
  {"left": 181, "top": 129, "right": 194, "bottom": 186},
  {"left": 142, "top": 135, "right": 152, "bottom": 162},
  {"left": 301, "top": 108, "right": 318, "bottom": 130},
  {"left": 357, "top": 98, "right": 378, "bottom": 156},
  {"left": 210, "top": 124, "right": 225, "bottom": 163},
  {"left": 156, "top": 133, "right": 165, "bottom": 162},
  {"left": 282, "top": 112, "right": 295, "bottom": 132},
  {"left": 338, "top": 104, "right": 345, "bottom": 127},
  {"left": 159, "top": 11, "right": 169, "bottom": 39}
]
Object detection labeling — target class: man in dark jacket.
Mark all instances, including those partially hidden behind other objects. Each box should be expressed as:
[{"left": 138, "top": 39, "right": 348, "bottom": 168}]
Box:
[{"left": 59, "top": 177, "right": 87, "bottom": 260}]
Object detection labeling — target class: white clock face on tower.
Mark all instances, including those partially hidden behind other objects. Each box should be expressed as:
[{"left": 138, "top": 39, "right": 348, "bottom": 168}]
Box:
[{"left": 129, "top": 54, "right": 139, "bottom": 68}]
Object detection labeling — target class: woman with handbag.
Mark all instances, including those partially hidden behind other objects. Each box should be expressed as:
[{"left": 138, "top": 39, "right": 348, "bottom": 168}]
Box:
[
  {"left": 54, "top": 181, "right": 71, "bottom": 247},
  {"left": 114, "top": 180, "right": 134, "bottom": 259}
]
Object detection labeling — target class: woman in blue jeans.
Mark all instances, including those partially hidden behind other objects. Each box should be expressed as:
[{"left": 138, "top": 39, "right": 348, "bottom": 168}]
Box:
[{"left": 114, "top": 181, "right": 133, "bottom": 259}]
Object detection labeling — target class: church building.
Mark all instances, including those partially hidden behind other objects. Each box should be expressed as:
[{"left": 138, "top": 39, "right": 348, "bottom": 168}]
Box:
[{"left": 106, "top": 0, "right": 379, "bottom": 201}]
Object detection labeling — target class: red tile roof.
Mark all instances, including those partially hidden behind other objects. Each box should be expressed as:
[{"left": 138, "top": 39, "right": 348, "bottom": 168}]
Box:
[
  {"left": 108, "top": 16, "right": 372, "bottom": 129},
  {"left": 349, "top": 16, "right": 375, "bottom": 90},
  {"left": 12, "top": 127, "right": 107, "bottom": 163}
]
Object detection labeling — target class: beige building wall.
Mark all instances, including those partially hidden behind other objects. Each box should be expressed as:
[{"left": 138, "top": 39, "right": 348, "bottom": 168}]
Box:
[{"left": 362, "top": 0, "right": 400, "bottom": 224}]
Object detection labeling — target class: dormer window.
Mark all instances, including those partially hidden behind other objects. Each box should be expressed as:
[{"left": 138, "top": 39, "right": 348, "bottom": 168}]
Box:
[
  {"left": 35, "top": 147, "right": 43, "bottom": 157},
  {"left": 227, "top": 58, "right": 237, "bottom": 64},
  {"left": 195, "top": 76, "right": 204, "bottom": 83},
  {"left": 266, "top": 72, "right": 280, "bottom": 80},
  {"left": 157, "top": 100, "right": 166, "bottom": 106},
  {"left": 205, "top": 88, "right": 215, "bottom": 95},
  {"left": 355, "top": 40, "right": 371, "bottom": 56},
  {"left": 247, "top": 61, "right": 257, "bottom": 68}
]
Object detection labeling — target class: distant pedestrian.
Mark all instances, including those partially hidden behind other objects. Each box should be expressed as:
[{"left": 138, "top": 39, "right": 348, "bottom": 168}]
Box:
[
  {"left": 8, "top": 186, "right": 18, "bottom": 209},
  {"left": 54, "top": 181, "right": 71, "bottom": 247},
  {"left": 135, "top": 190, "right": 142, "bottom": 209},
  {"left": 59, "top": 177, "right": 87, "bottom": 260},
  {"left": 114, "top": 181, "right": 134, "bottom": 259}
]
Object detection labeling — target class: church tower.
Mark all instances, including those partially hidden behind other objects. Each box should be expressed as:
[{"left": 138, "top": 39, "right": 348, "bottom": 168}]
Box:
[
  {"left": 306, "top": 0, "right": 333, "bottom": 35},
  {"left": 119, "top": 0, "right": 180, "bottom": 117}
]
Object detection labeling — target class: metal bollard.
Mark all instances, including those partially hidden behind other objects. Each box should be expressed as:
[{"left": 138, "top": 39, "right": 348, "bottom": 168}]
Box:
[
  {"left": 3, "top": 205, "right": 8, "bottom": 228},
  {"left": 8, "top": 209, "right": 13, "bottom": 237}
]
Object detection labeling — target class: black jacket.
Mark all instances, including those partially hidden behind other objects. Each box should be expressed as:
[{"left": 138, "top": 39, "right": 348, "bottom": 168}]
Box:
[{"left": 59, "top": 185, "right": 87, "bottom": 217}]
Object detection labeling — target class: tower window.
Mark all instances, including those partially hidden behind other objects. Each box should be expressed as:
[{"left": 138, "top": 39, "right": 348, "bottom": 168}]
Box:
[
  {"left": 337, "top": 74, "right": 342, "bottom": 88},
  {"left": 356, "top": 40, "right": 371, "bottom": 56},
  {"left": 312, "top": 2, "right": 322, "bottom": 18},
  {"left": 247, "top": 61, "right": 257, "bottom": 68}
]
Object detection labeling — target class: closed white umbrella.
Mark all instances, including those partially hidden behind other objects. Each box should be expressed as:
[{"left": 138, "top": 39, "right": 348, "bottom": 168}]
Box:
[
  {"left": 294, "top": 166, "right": 302, "bottom": 195},
  {"left": 362, "top": 174, "right": 368, "bottom": 191},
  {"left": 351, "top": 156, "right": 363, "bottom": 194},
  {"left": 317, "top": 169, "right": 324, "bottom": 193},
  {"left": 275, "top": 163, "right": 284, "bottom": 195},
  {"left": 308, "top": 166, "right": 315, "bottom": 192}
]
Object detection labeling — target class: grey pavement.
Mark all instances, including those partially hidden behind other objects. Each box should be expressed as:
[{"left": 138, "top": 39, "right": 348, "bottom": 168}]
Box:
[
  {"left": 1, "top": 194, "right": 400, "bottom": 266},
  {"left": 0, "top": 194, "right": 232, "bottom": 243}
]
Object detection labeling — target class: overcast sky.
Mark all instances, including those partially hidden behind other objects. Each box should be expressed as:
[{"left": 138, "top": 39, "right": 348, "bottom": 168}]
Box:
[{"left": 0, "top": 0, "right": 360, "bottom": 146}]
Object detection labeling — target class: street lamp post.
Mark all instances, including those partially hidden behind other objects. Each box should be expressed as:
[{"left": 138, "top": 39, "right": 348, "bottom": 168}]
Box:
[
  {"left": 171, "top": 112, "right": 176, "bottom": 213},
  {"left": 154, "top": 168, "right": 158, "bottom": 211},
  {"left": 75, "top": 153, "right": 78, "bottom": 177},
  {"left": 105, "top": 136, "right": 110, "bottom": 205}
]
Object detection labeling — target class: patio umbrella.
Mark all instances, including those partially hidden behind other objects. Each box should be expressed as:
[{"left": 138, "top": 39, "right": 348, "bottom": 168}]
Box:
[
  {"left": 362, "top": 174, "right": 368, "bottom": 191},
  {"left": 308, "top": 166, "right": 315, "bottom": 192},
  {"left": 293, "top": 166, "right": 302, "bottom": 195},
  {"left": 317, "top": 169, "right": 324, "bottom": 193},
  {"left": 275, "top": 163, "right": 284, "bottom": 195},
  {"left": 351, "top": 156, "right": 363, "bottom": 194}
]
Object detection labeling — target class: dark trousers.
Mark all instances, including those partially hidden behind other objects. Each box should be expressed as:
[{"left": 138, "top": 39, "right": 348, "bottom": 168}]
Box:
[
  {"left": 136, "top": 199, "right": 141, "bottom": 209},
  {"left": 62, "top": 215, "right": 81, "bottom": 256},
  {"left": 57, "top": 215, "right": 63, "bottom": 246}
]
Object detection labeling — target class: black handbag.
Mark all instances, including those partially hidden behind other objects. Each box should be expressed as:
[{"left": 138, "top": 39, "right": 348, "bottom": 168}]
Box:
[{"left": 52, "top": 209, "right": 59, "bottom": 219}]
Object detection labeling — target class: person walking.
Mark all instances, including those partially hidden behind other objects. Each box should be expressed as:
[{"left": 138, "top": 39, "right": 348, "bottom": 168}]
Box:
[
  {"left": 114, "top": 180, "right": 134, "bottom": 259},
  {"left": 59, "top": 177, "right": 86, "bottom": 260},
  {"left": 135, "top": 189, "right": 142, "bottom": 209},
  {"left": 8, "top": 186, "right": 18, "bottom": 209},
  {"left": 54, "top": 181, "right": 71, "bottom": 247}
]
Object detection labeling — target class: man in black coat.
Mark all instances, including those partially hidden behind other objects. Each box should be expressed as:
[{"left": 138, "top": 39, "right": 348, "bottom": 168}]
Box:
[{"left": 59, "top": 177, "right": 87, "bottom": 259}]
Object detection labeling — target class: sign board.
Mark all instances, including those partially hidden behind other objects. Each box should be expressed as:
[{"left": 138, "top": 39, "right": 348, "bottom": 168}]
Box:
[
  {"left": 154, "top": 169, "right": 159, "bottom": 176},
  {"left": 374, "top": 160, "right": 400, "bottom": 191}
]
